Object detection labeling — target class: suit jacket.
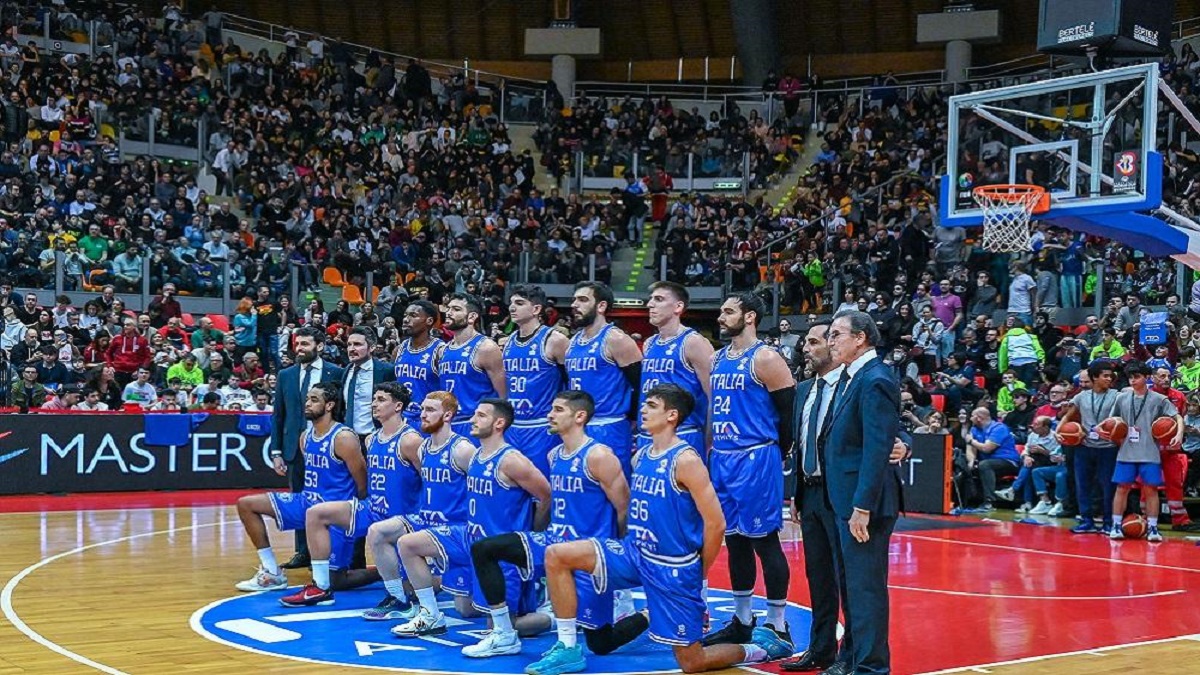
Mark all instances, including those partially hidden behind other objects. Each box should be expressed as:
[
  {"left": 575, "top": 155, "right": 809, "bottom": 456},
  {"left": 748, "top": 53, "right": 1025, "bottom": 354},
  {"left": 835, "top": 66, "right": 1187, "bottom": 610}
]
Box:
[
  {"left": 271, "top": 360, "right": 345, "bottom": 461},
  {"left": 340, "top": 357, "right": 396, "bottom": 428},
  {"left": 823, "top": 356, "right": 902, "bottom": 521}
]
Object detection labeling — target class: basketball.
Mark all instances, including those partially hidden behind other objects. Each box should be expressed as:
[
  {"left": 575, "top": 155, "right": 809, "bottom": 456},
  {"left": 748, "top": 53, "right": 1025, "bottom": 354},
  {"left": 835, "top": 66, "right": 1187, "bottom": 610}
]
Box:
[
  {"left": 1152, "top": 416, "right": 1179, "bottom": 445},
  {"left": 1121, "top": 514, "right": 1148, "bottom": 539},
  {"left": 1056, "top": 421, "right": 1084, "bottom": 446},
  {"left": 1097, "top": 417, "right": 1129, "bottom": 444}
]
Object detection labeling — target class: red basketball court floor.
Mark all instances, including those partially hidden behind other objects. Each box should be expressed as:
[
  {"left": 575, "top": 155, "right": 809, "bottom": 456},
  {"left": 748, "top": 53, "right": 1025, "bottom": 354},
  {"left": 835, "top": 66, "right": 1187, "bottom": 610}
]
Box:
[{"left": 1, "top": 491, "right": 1198, "bottom": 674}]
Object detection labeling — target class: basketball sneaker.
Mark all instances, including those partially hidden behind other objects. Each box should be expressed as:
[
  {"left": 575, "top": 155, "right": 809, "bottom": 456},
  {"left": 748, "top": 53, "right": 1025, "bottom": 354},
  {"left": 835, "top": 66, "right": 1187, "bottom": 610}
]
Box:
[
  {"left": 391, "top": 606, "right": 447, "bottom": 638},
  {"left": 766, "top": 621, "right": 794, "bottom": 650},
  {"left": 701, "top": 614, "right": 755, "bottom": 646},
  {"left": 234, "top": 566, "right": 288, "bottom": 592},
  {"left": 1028, "top": 501, "right": 1052, "bottom": 515},
  {"left": 750, "top": 626, "right": 796, "bottom": 661},
  {"left": 525, "top": 641, "right": 586, "bottom": 675},
  {"left": 1108, "top": 524, "right": 1124, "bottom": 540},
  {"left": 1147, "top": 525, "right": 1164, "bottom": 543},
  {"left": 462, "top": 629, "right": 522, "bottom": 658},
  {"left": 362, "top": 594, "right": 418, "bottom": 621},
  {"left": 1070, "top": 521, "right": 1100, "bottom": 534},
  {"left": 279, "top": 583, "right": 334, "bottom": 607}
]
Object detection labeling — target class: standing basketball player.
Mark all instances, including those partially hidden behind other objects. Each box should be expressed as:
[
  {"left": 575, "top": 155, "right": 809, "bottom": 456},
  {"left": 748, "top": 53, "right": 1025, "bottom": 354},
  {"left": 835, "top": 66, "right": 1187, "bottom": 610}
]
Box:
[
  {"left": 504, "top": 284, "right": 569, "bottom": 476},
  {"left": 565, "top": 281, "right": 642, "bottom": 472},
  {"left": 394, "top": 300, "right": 443, "bottom": 431},
  {"left": 525, "top": 385, "right": 792, "bottom": 675},
  {"left": 704, "top": 292, "right": 796, "bottom": 649},
  {"left": 438, "top": 292, "right": 506, "bottom": 446},
  {"left": 279, "top": 382, "right": 423, "bottom": 607},
  {"left": 638, "top": 281, "right": 713, "bottom": 452},
  {"left": 234, "top": 383, "right": 364, "bottom": 593},
  {"left": 363, "top": 392, "right": 474, "bottom": 621},
  {"left": 391, "top": 399, "right": 553, "bottom": 638},
  {"left": 463, "top": 390, "right": 637, "bottom": 659}
]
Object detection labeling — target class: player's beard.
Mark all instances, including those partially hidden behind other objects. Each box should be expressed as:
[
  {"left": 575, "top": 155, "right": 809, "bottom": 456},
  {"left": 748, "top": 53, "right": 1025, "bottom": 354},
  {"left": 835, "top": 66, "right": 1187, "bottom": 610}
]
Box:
[
  {"left": 571, "top": 307, "right": 596, "bottom": 329},
  {"left": 447, "top": 315, "right": 470, "bottom": 331},
  {"left": 718, "top": 316, "right": 745, "bottom": 340},
  {"left": 422, "top": 417, "right": 446, "bottom": 434}
]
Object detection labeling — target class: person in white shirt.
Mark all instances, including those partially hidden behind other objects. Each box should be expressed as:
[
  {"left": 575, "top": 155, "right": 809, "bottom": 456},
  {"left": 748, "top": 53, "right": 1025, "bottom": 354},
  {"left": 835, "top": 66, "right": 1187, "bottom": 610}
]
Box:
[
  {"left": 122, "top": 367, "right": 157, "bottom": 407},
  {"left": 74, "top": 388, "right": 110, "bottom": 411}
]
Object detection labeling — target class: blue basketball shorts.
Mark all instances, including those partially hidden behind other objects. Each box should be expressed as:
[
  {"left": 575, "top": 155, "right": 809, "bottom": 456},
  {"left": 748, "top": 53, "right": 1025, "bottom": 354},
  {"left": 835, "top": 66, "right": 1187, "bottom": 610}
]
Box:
[
  {"left": 507, "top": 423, "right": 558, "bottom": 478},
  {"left": 517, "top": 531, "right": 612, "bottom": 630},
  {"left": 635, "top": 426, "right": 705, "bottom": 455},
  {"left": 591, "top": 536, "right": 705, "bottom": 646},
  {"left": 345, "top": 499, "right": 387, "bottom": 540},
  {"left": 427, "top": 525, "right": 539, "bottom": 613},
  {"left": 1113, "top": 460, "right": 1164, "bottom": 487},
  {"left": 267, "top": 492, "right": 355, "bottom": 571},
  {"left": 450, "top": 420, "right": 480, "bottom": 447},
  {"left": 708, "top": 444, "right": 783, "bottom": 537},
  {"left": 586, "top": 417, "right": 633, "bottom": 476}
]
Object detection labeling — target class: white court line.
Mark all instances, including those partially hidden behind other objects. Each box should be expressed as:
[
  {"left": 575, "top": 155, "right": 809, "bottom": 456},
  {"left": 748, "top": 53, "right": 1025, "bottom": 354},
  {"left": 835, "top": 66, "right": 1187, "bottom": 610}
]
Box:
[
  {"left": 889, "top": 585, "right": 1186, "bottom": 601},
  {"left": 915, "top": 633, "right": 1200, "bottom": 674},
  {"left": 1, "top": 519, "right": 226, "bottom": 675},
  {"left": 896, "top": 532, "right": 1200, "bottom": 574}
]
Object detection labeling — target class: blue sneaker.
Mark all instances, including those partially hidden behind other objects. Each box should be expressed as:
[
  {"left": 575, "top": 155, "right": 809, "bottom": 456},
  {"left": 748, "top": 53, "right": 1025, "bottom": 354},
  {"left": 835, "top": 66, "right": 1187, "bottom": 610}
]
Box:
[
  {"left": 1071, "top": 521, "right": 1099, "bottom": 534},
  {"left": 750, "top": 626, "right": 795, "bottom": 661},
  {"left": 525, "top": 641, "right": 586, "bottom": 675}
]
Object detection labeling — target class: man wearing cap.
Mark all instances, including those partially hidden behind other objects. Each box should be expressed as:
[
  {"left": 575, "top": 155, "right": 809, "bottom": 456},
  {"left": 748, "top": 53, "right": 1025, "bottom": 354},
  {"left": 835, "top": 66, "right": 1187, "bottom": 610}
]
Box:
[{"left": 40, "top": 386, "right": 83, "bottom": 411}]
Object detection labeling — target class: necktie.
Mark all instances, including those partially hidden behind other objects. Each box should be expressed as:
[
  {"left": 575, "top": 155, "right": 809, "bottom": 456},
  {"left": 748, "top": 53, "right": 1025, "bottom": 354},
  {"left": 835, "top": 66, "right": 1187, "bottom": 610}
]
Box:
[
  {"left": 345, "top": 364, "right": 361, "bottom": 428},
  {"left": 300, "top": 364, "right": 313, "bottom": 401},
  {"left": 821, "top": 369, "right": 851, "bottom": 440},
  {"left": 803, "top": 378, "right": 827, "bottom": 476}
]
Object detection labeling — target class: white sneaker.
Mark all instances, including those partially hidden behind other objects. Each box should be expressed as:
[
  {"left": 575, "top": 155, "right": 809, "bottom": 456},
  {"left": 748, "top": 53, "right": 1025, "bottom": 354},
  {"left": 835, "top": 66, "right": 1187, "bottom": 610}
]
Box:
[
  {"left": 462, "top": 629, "right": 522, "bottom": 658},
  {"left": 1015, "top": 502, "right": 1033, "bottom": 514},
  {"left": 995, "top": 488, "right": 1015, "bottom": 502},
  {"left": 1109, "top": 525, "right": 1125, "bottom": 540},
  {"left": 391, "top": 606, "right": 447, "bottom": 638},
  {"left": 1028, "top": 501, "right": 1053, "bottom": 515},
  {"left": 1047, "top": 502, "right": 1065, "bottom": 517},
  {"left": 614, "top": 588, "right": 636, "bottom": 622},
  {"left": 235, "top": 566, "right": 288, "bottom": 592}
]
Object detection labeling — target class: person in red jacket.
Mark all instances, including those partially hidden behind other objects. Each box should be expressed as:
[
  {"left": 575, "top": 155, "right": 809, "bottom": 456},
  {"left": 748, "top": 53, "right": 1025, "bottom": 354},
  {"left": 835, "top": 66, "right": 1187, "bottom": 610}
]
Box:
[{"left": 106, "top": 317, "right": 151, "bottom": 386}]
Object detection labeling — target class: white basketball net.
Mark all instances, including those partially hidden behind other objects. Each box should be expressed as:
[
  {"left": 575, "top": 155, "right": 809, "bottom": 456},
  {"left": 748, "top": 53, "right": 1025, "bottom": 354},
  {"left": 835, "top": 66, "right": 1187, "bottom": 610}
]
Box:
[{"left": 973, "top": 186, "right": 1045, "bottom": 253}]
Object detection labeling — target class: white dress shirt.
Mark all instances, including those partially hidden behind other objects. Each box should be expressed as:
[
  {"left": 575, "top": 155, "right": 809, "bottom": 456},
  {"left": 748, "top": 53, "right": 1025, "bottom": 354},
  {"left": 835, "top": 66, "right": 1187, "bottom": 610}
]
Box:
[
  {"left": 800, "top": 367, "right": 843, "bottom": 477},
  {"left": 342, "top": 360, "right": 375, "bottom": 435}
]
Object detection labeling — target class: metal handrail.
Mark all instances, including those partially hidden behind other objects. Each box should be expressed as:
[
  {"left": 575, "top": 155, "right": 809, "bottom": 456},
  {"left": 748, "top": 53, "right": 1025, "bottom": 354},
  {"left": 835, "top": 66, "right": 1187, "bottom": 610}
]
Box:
[{"left": 221, "top": 13, "right": 546, "bottom": 87}]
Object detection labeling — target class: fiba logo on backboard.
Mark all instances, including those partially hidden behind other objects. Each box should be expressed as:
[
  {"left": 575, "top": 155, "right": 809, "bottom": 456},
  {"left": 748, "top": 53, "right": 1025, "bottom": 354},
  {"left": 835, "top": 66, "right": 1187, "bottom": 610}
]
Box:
[
  {"left": 192, "top": 586, "right": 814, "bottom": 674},
  {"left": 1113, "top": 151, "right": 1139, "bottom": 193}
]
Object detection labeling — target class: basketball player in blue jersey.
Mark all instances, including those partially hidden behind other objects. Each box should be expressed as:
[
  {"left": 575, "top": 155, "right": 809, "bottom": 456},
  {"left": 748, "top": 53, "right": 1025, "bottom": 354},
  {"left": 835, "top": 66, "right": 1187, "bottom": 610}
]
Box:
[
  {"left": 638, "top": 281, "right": 713, "bottom": 453},
  {"left": 278, "top": 382, "right": 424, "bottom": 607},
  {"left": 233, "top": 383, "right": 366, "bottom": 593},
  {"left": 391, "top": 399, "right": 554, "bottom": 638},
  {"left": 394, "top": 300, "right": 443, "bottom": 431},
  {"left": 527, "top": 384, "right": 792, "bottom": 675},
  {"left": 363, "top": 391, "right": 475, "bottom": 621},
  {"left": 438, "top": 292, "right": 506, "bottom": 446},
  {"left": 463, "top": 390, "right": 637, "bottom": 659},
  {"left": 565, "top": 281, "right": 642, "bottom": 472},
  {"left": 704, "top": 292, "right": 796, "bottom": 651},
  {"left": 504, "top": 284, "right": 569, "bottom": 476}
]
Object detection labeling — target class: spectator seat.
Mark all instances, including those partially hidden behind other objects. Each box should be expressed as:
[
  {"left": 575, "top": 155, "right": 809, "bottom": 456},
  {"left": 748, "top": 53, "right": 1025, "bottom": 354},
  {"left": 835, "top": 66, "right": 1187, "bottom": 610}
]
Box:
[
  {"left": 206, "top": 314, "right": 230, "bottom": 332},
  {"left": 180, "top": 312, "right": 195, "bottom": 328},
  {"left": 341, "top": 284, "right": 365, "bottom": 305},
  {"left": 930, "top": 394, "right": 945, "bottom": 412},
  {"left": 322, "top": 267, "right": 346, "bottom": 288}
]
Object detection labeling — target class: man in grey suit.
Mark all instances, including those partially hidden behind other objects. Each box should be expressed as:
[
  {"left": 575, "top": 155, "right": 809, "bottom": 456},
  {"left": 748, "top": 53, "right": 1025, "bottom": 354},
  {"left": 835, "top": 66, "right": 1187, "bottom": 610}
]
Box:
[
  {"left": 271, "top": 326, "right": 345, "bottom": 569},
  {"left": 820, "top": 310, "right": 902, "bottom": 675}
]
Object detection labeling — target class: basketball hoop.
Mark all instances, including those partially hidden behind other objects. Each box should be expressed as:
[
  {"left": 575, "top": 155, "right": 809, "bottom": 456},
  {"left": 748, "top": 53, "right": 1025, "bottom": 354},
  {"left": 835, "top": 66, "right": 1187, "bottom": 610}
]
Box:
[{"left": 972, "top": 184, "right": 1049, "bottom": 253}]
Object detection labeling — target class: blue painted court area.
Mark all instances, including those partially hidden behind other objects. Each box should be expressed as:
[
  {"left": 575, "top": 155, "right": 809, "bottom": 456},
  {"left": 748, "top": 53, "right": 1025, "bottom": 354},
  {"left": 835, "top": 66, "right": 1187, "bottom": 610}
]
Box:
[{"left": 192, "top": 585, "right": 813, "bottom": 673}]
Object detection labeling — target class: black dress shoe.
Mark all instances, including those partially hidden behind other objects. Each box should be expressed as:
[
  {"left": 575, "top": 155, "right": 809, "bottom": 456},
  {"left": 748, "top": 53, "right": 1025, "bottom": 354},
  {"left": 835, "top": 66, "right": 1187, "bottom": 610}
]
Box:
[
  {"left": 817, "top": 661, "right": 852, "bottom": 675},
  {"left": 280, "top": 553, "right": 311, "bottom": 569},
  {"left": 780, "top": 651, "right": 834, "bottom": 672}
]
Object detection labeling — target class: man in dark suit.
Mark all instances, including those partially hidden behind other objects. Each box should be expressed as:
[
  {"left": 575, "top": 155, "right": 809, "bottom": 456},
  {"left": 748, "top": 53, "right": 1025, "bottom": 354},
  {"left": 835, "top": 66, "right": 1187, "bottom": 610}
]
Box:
[
  {"left": 271, "top": 326, "right": 345, "bottom": 569},
  {"left": 341, "top": 327, "right": 397, "bottom": 442},
  {"left": 784, "top": 321, "right": 910, "bottom": 674},
  {"left": 821, "top": 310, "right": 901, "bottom": 675}
]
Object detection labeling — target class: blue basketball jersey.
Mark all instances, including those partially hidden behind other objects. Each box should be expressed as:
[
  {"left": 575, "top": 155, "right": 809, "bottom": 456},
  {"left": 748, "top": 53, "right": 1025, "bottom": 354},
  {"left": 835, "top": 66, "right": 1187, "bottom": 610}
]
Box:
[
  {"left": 394, "top": 337, "right": 442, "bottom": 426},
  {"left": 366, "top": 424, "right": 422, "bottom": 519},
  {"left": 640, "top": 328, "right": 708, "bottom": 431},
  {"left": 302, "top": 422, "right": 357, "bottom": 505},
  {"left": 466, "top": 444, "right": 535, "bottom": 541},
  {"left": 710, "top": 341, "right": 777, "bottom": 451},
  {"left": 565, "top": 324, "right": 632, "bottom": 420},
  {"left": 418, "top": 433, "right": 469, "bottom": 526},
  {"left": 628, "top": 441, "right": 704, "bottom": 558},
  {"left": 438, "top": 333, "right": 499, "bottom": 423},
  {"left": 547, "top": 439, "right": 619, "bottom": 540},
  {"left": 503, "top": 325, "right": 563, "bottom": 424}
]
